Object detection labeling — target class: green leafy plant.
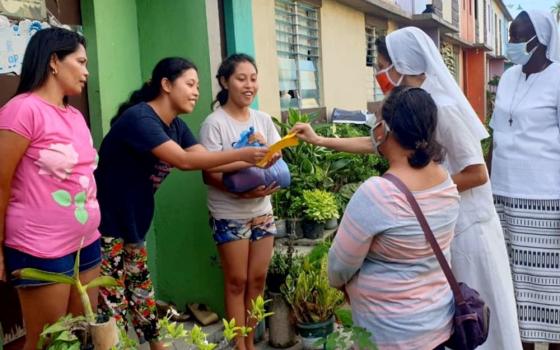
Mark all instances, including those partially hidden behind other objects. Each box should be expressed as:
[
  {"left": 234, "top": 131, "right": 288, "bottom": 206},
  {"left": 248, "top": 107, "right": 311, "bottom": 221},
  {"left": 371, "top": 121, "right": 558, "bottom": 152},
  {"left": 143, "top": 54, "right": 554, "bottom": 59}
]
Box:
[
  {"left": 306, "top": 239, "right": 331, "bottom": 269},
  {"left": 16, "top": 240, "right": 120, "bottom": 349},
  {"left": 302, "top": 189, "right": 339, "bottom": 223},
  {"left": 273, "top": 115, "right": 387, "bottom": 221},
  {"left": 248, "top": 297, "right": 274, "bottom": 324},
  {"left": 314, "top": 308, "right": 377, "bottom": 350},
  {"left": 281, "top": 255, "right": 344, "bottom": 324},
  {"left": 334, "top": 182, "right": 361, "bottom": 214},
  {"left": 18, "top": 240, "right": 118, "bottom": 324},
  {"left": 222, "top": 318, "right": 247, "bottom": 343},
  {"left": 320, "top": 326, "right": 377, "bottom": 350},
  {"left": 158, "top": 295, "right": 273, "bottom": 349},
  {"left": 268, "top": 250, "right": 289, "bottom": 276},
  {"left": 37, "top": 314, "right": 88, "bottom": 350}
]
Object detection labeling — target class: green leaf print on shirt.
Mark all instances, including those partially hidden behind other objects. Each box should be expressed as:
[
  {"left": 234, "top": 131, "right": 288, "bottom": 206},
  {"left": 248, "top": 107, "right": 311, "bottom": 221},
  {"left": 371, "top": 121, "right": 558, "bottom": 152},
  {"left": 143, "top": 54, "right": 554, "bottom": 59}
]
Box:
[
  {"left": 74, "top": 192, "right": 86, "bottom": 209},
  {"left": 51, "top": 190, "right": 89, "bottom": 225},
  {"left": 52, "top": 190, "right": 72, "bottom": 207},
  {"left": 74, "top": 207, "right": 89, "bottom": 225}
]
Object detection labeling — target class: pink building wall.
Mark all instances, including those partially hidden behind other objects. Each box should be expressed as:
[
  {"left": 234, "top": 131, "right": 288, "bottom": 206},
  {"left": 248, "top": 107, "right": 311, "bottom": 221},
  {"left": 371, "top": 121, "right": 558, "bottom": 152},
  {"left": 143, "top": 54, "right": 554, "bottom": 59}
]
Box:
[{"left": 488, "top": 58, "right": 505, "bottom": 79}]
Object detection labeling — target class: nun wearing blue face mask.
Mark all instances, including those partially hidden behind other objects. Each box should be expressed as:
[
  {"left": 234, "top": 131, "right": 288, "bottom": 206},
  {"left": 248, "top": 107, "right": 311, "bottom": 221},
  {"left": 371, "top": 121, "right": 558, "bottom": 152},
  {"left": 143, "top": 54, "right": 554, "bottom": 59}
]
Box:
[{"left": 490, "top": 10, "right": 560, "bottom": 349}]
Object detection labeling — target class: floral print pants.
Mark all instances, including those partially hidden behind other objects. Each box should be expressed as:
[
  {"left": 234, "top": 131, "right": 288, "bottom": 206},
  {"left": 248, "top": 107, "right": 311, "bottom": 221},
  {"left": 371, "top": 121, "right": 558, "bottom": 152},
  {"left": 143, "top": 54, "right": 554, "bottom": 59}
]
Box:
[{"left": 97, "top": 237, "right": 159, "bottom": 343}]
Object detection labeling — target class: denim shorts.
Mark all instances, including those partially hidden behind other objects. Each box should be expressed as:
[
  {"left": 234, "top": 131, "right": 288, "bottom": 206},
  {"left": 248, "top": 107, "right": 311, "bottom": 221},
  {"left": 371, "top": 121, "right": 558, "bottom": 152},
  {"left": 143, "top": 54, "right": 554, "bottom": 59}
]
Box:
[
  {"left": 4, "top": 239, "right": 102, "bottom": 287},
  {"left": 210, "top": 213, "right": 276, "bottom": 245}
]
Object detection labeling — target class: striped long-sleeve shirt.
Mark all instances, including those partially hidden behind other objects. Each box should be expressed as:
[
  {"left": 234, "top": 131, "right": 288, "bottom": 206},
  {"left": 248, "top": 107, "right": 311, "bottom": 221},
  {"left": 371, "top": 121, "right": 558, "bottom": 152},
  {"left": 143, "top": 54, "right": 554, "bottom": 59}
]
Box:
[{"left": 328, "top": 175, "right": 460, "bottom": 350}]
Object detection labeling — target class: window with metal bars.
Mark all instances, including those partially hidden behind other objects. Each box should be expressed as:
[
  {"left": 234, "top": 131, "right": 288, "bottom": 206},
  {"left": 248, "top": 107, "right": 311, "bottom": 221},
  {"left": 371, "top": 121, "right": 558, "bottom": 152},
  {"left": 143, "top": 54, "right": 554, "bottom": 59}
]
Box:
[
  {"left": 365, "top": 25, "right": 386, "bottom": 102},
  {"left": 275, "top": 0, "right": 322, "bottom": 110}
]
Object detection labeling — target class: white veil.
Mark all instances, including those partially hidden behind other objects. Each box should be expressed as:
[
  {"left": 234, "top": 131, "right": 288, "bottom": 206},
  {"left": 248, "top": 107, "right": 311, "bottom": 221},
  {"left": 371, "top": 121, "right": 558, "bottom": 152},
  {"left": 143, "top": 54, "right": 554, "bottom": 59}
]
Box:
[
  {"left": 386, "top": 27, "right": 489, "bottom": 140},
  {"left": 525, "top": 10, "right": 560, "bottom": 62}
]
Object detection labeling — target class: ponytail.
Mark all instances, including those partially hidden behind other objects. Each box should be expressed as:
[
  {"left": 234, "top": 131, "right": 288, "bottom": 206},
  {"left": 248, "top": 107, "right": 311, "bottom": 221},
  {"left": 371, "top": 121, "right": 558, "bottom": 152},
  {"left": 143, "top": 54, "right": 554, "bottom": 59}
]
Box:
[
  {"left": 111, "top": 81, "right": 159, "bottom": 126},
  {"left": 408, "top": 139, "right": 439, "bottom": 168},
  {"left": 111, "top": 57, "right": 198, "bottom": 126},
  {"left": 212, "top": 89, "right": 229, "bottom": 110}
]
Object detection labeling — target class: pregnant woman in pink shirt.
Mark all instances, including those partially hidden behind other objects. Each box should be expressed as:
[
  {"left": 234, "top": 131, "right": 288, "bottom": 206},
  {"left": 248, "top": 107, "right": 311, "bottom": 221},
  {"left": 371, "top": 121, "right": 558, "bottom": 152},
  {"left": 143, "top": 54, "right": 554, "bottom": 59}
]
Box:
[{"left": 0, "top": 28, "right": 100, "bottom": 350}]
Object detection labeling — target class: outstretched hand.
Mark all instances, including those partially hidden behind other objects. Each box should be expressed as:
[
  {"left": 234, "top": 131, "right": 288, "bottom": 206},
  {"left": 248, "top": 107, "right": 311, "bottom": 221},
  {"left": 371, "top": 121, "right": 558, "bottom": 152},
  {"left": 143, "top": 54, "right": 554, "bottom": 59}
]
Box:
[{"left": 290, "top": 123, "right": 321, "bottom": 145}]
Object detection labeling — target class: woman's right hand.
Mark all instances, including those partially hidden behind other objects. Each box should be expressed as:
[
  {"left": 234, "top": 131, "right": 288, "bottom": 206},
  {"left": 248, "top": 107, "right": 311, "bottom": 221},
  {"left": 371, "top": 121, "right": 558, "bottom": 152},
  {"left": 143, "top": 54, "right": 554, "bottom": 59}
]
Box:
[
  {"left": 238, "top": 146, "right": 268, "bottom": 165},
  {"left": 290, "top": 123, "right": 321, "bottom": 145}
]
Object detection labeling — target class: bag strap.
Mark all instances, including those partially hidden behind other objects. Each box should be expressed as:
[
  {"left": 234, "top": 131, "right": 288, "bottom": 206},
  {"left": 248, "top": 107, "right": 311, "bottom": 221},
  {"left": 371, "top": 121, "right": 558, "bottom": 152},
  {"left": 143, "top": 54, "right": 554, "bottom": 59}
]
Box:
[{"left": 383, "top": 173, "right": 465, "bottom": 304}]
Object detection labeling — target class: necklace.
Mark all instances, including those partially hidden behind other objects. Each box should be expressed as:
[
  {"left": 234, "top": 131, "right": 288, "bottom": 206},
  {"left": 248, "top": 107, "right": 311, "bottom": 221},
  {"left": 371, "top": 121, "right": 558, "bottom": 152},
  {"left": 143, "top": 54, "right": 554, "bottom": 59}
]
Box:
[
  {"left": 508, "top": 62, "right": 550, "bottom": 126},
  {"left": 507, "top": 71, "right": 538, "bottom": 126}
]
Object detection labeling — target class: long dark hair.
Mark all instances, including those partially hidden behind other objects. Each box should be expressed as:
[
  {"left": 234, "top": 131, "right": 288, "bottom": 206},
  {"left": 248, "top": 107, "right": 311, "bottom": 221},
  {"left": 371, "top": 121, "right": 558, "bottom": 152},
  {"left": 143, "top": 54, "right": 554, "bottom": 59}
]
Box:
[
  {"left": 111, "top": 57, "right": 197, "bottom": 126},
  {"left": 381, "top": 86, "right": 444, "bottom": 168},
  {"left": 212, "top": 53, "right": 258, "bottom": 109},
  {"left": 16, "top": 27, "right": 86, "bottom": 97}
]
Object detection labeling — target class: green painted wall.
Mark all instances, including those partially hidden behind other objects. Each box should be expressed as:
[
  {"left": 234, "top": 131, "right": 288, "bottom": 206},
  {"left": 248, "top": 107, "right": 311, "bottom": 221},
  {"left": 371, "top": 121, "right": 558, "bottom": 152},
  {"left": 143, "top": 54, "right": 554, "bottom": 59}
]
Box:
[
  {"left": 135, "top": 0, "right": 225, "bottom": 315},
  {"left": 81, "top": 0, "right": 143, "bottom": 147},
  {"left": 223, "top": 0, "right": 258, "bottom": 108},
  {"left": 223, "top": 0, "right": 256, "bottom": 56}
]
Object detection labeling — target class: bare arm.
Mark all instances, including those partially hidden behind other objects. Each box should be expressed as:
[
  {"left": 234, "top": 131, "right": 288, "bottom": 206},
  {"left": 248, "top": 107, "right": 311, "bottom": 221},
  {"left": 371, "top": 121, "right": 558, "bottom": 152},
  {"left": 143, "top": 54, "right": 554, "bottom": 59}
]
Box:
[
  {"left": 206, "top": 161, "right": 252, "bottom": 173},
  {"left": 151, "top": 141, "right": 267, "bottom": 171},
  {"left": 451, "top": 164, "right": 488, "bottom": 193},
  {"left": 185, "top": 144, "right": 253, "bottom": 172},
  {"left": 0, "top": 131, "right": 30, "bottom": 281},
  {"left": 291, "top": 123, "right": 374, "bottom": 154},
  {"left": 202, "top": 171, "right": 228, "bottom": 191},
  {"left": 315, "top": 136, "right": 374, "bottom": 154}
]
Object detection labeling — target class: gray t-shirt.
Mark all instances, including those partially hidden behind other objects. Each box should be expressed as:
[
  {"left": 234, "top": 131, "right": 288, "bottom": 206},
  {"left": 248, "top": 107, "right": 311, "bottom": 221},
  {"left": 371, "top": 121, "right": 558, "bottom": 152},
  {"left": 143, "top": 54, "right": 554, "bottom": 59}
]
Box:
[{"left": 199, "top": 107, "right": 281, "bottom": 219}]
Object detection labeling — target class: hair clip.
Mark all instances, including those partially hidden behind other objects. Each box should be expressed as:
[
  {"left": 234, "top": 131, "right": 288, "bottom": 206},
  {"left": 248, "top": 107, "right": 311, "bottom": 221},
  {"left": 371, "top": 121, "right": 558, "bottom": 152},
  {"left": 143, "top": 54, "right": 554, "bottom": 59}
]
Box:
[{"left": 415, "top": 140, "right": 428, "bottom": 149}]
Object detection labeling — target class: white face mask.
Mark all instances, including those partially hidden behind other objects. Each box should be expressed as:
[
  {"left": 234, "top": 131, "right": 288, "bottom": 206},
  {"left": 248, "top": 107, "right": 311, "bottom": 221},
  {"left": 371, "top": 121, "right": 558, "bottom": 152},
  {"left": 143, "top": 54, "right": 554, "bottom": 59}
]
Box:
[
  {"left": 370, "top": 119, "right": 391, "bottom": 155},
  {"left": 506, "top": 35, "right": 538, "bottom": 66}
]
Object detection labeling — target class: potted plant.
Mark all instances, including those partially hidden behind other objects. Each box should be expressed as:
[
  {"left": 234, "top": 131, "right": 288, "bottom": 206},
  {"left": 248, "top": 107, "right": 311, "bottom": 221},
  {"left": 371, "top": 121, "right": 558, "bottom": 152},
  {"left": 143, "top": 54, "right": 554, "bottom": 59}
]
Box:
[
  {"left": 301, "top": 190, "right": 339, "bottom": 239},
  {"left": 16, "top": 241, "right": 120, "bottom": 350},
  {"left": 267, "top": 251, "right": 291, "bottom": 294},
  {"left": 281, "top": 255, "right": 344, "bottom": 350},
  {"left": 266, "top": 236, "right": 302, "bottom": 348},
  {"left": 267, "top": 237, "right": 303, "bottom": 348}
]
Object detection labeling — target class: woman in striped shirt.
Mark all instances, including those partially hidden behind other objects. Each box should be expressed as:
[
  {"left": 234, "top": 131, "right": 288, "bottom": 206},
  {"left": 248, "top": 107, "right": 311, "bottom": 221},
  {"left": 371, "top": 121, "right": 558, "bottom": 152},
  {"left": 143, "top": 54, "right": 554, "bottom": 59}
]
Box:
[{"left": 328, "top": 86, "right": 460, "bottom": 350}]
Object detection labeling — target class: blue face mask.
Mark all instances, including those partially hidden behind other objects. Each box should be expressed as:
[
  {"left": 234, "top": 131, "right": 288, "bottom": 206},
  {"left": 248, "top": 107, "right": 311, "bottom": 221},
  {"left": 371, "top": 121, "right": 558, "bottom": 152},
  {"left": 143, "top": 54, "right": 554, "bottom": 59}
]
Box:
[{"left": 506, "top": 35, "right": 538, "bottom": 65}]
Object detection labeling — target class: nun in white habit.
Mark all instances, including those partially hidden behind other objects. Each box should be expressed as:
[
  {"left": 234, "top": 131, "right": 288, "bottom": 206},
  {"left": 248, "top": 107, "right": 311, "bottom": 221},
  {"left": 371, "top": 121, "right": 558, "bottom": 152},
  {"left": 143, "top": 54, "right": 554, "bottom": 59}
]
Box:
[
  {"left": 386, "top": 27, "right": 521, "bottom": 350},
  {"left": 291, "top": 26, "right": 522, "bottom": 350},
  {"left": 491, "top": 10, "right": 560, "bottom": 348}
]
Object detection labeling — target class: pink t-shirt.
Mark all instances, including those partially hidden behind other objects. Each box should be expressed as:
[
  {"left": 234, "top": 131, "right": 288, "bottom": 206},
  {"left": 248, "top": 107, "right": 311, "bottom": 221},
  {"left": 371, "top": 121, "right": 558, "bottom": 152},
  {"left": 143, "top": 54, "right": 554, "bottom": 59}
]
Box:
[{"left": 0, "top": 93, "right": 100, "bottom": 258}]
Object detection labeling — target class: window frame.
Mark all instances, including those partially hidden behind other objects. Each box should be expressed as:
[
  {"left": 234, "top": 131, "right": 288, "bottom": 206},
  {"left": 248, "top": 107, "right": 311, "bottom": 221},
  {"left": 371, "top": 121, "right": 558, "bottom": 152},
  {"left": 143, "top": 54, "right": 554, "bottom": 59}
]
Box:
[
  {"left": 365, "top": 24, "right": 387, "bottom": 103},
  {"left": 275, "top": 0, "right": 323, "bottom": 111}
]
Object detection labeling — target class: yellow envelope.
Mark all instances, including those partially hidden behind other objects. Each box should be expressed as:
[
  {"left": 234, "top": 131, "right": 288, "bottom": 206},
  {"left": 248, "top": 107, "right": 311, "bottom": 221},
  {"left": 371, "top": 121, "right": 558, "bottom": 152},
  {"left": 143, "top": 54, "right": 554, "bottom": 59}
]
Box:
[{"left": 256, "top": 132, "right": 299, "bottom": 168}]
